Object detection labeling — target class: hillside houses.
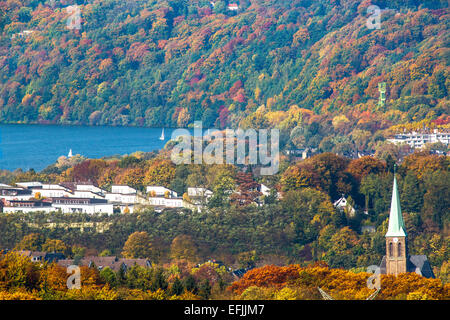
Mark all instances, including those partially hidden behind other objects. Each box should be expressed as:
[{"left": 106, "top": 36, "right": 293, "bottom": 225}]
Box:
[
  {"left": 1, "top": 182, "right": 128, "bottom": 214},
  {"left": 388, "top": 129, "right": 450, "bottom": 149},
  {"left": 11, "top": 250, "right": 150, "bottom": 272},
  {"left": 0, "top": 180, "right": 277, "bottom": 214},
  {"left": 0, "top": 182, "right": 194, "bottom": 214},
  {"left": 57, "top": 256, "right": 151, "bottom": 272}
]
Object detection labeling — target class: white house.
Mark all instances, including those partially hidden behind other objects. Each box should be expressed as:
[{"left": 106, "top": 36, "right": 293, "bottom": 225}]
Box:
[
  {"left": 2, "top": 200, "right": 54, "bottom": 214},
  {"left": 111, "top": 185, "right": 136, "bottom": 195},
  {"left": 32, "top": 188, "right": 71, "bottom": 199},
  {"left": 104, "top": 185, "right": 138, "bottom": 204},
  {"left": 388, "top": 130, "right": 450, "bottom": 149},
  {"left": 0, "top": 186, "right": 33, "bottom": 201},
  {"left": 228, "top": 3, "right": 239, "bottom": 10},
  {"left": 333, "top": 196, "right": 356, "bottom": 217},
  {"left": 105, "top": 192, "right": 137, "bottom": 204},
  {"left": 148, "top": 197, "right": 184, "bottom": 208},
  {"left": 75, "top": 184, "right": 106, "bottom": 195},
  {"left": 187, "top": 187, "right": 213, "bottom": 198},
  {"left": 16, "top": 182, "right": 43, "bottom": 189},
  {"left": 72, "top": 190, "right": 105, "bottom": 199},
  {"left": 146, "top": 186, "right": 178, "bottom": 198},
  {"left": 51, "top": 197, "right": 114, "bottom": 215},
  {"left": 41, "top": 184, "right": 68, "bottom": 190},
  {"left": 258, "top": 184, "right": 271, "bottom": 197}
]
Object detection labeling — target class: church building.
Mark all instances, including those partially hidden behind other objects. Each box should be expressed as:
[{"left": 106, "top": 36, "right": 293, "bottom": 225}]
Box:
[{"left": 379, "top": 174, "right": 434, "bottom": 278}]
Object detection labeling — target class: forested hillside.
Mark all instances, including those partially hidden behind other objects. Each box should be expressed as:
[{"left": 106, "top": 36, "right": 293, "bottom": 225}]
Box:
[{"left": 0, "top": 0, "right": 448, "bottom": 135}]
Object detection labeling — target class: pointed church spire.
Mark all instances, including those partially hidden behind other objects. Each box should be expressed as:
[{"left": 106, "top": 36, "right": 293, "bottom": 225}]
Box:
[{"left": 386, "top": 168, "right": 407, "bottom": 237}]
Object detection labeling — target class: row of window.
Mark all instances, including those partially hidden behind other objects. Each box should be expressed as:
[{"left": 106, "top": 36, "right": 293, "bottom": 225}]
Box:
[{"left": 388, "top": 242, "right": 402, "bottom": 257}]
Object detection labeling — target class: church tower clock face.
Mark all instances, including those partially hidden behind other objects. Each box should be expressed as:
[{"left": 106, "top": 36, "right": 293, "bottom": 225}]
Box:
[{"left": 393, "top": 237, "right": 399, "bottom": 243}]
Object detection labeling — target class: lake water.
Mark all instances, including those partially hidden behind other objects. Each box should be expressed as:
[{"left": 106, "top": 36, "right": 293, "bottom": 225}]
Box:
[{"left": 0, "top": 124, "right": 187, "bottom": 171}]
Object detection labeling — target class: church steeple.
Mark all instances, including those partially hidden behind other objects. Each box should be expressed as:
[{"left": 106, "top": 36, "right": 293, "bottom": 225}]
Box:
[
  {"left": 385, "top": 166, "right": 408, "bottom": 276},
  {"left": 385, "top": 174, "right": 407, "bottom": 237}
]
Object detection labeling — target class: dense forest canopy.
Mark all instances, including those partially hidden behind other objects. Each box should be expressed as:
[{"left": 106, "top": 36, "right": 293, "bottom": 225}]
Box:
[{"left": 0, "top": 0, "right": 448, "bottom": 135}]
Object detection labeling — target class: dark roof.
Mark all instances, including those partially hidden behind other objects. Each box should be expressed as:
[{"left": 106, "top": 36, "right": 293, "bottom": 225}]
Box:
[
  {"left": 408, "top": 255, "right": 435, "bottom": 278},
  {"left": 232, "top": 266, "right": 255, "bottom": 278},
  {"left": 17, "top": 250, "right": 65, "bottom": 263},
  {"left": 57, "top": 256, "right": 151, "bottom": 272},
  {"left": 44, "top": 252, "right": 66, "bottom": 263},
  {"left": 379, "top": 255, "right": 435, "bottom": 278}
]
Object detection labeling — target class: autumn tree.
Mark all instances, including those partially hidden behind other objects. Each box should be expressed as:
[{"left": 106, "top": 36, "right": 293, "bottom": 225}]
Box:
[
  {"left": 281, "top": 153, "right": 353, "bottom": 201},
  {"left": 0, "top": 252, "right": 41, "bottom": 291},
  {"left": 143, "top": 159, "right": 176, "bottom": 187},
  {"left": 16, "top": 233, "right": 45, "bottom": 251},
  {"left": 122, "top": 232, "right": 154, "bottom": 259},
  {"left": 346, "top": 156, "right": 386, "bottom": 182},
  {"left": 170, "top": 235, "right": 198, "bottom": 262},
  {"left": 230, "top": 171, "right": 261, "bottom": 207},
  {"left": 42, "top": 239, "right": 67, "bottom": 253}
]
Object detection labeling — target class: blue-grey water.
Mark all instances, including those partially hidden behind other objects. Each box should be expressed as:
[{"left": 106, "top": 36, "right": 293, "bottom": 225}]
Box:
[{"left": 0, "top": 124, "right": 188, "bottom": 171}]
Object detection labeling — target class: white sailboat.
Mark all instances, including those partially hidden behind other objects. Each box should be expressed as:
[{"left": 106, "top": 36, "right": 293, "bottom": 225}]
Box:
[
  {"left": 68, "top": 149, "right": 73, "bottom": 158},
  {"left": 159, "top": 128, "right": 165, "bottom": 141}
]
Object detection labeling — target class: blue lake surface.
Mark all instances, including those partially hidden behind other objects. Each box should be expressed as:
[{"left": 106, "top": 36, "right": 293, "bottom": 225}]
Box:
[{"left": 0, "top": 124, "right": 187, "bottom": 171}]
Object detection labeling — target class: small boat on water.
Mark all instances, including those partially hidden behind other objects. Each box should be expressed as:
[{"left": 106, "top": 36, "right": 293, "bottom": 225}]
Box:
[
  {"left": 159, "top": 128, "right": 165, "bottom": 141},
  {"left": 68, "top": 149, "right": 73, "bottom": 158}
]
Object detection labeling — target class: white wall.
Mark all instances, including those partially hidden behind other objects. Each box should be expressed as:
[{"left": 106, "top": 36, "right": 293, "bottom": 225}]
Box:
[
  {"left": 33, "top": 189, "right": 70, "bottom": 198},
  {"left": 52, "top": 203, "right": 114, "bottom": 215},
  {"left": 149, "top": 197, "right": 183, "bottom": 208},
  {"left": 3, "top": 206, "right": 55, "bottom": 213},
  {"left": 73, "top": 190, "right": 105, "bottom": 199},
  {"left": 111, "top": 185, "right": 136, "bottom": 194},
  {"left": 105, "top": 193, "right": 136, "bottom": 204},
  {"left": 187, "top": 187, "right": 212, "bottom": 197},
  {"left": 146, "top": 186, "right": 177, "bottom": 197},
  {"left": 76, "top": 185, "right": 105, "bottom": 194},
  {"left": 1, "top": 194, "right": 35, "bottom": 201}
]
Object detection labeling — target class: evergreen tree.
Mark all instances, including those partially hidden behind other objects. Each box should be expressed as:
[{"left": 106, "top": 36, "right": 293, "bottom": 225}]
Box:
[
  {"left": 401, "top": 172, "right": 423, "bottom": 213},
  {"left": 184, "top": 275, "right": 198, "bottom": 294},
  {"left": 151, "top": 269, "right": 168, "bottom": 291},
  {"left": 198, "top": 279, "right": 212, "bottom": 299},
  {"left": 169, "top": 277, "right": 184, "bottom": 296}
]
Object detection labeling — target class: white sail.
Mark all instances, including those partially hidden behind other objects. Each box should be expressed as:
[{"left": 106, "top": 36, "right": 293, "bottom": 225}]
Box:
[
  {"left": 159, "top": 128, "right": 165, "bottom": 140},
  {"left": 68, "top": 149, "right": 73, "bottom": 158}
]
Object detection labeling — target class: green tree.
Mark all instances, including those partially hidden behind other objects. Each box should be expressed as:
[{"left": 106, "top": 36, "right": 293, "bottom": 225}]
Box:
[
  {"left": 422, "top": 171, "right": 450, "bottom": 230},
  {"left": 151, "top": 269, "right": 168, "bottom": 291},
  {"left": 100, "top": 267, "right": 118, "bottom": 288},
  {"left": 401, "top": 172, "right": 423, "bottom": 213},
  {"left": 169, "top": 277, "right": 184, "bottom": 296},
  {"left": 184, "top": 275, "right": 198, "bottom": 294},
  {"left": 281, "top": 188, "right": 335, "bottom": 245},
  {"left": 198, "top": 279, "right": 212, "bottom": 299}
]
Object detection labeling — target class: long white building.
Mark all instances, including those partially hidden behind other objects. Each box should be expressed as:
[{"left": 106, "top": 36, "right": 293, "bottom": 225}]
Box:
[
  {"left": 51, "top": 197, "right": 113, "bottom": 214},
  {"left": 388, "top": 130, "right": 450, "bottom": 149}
]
